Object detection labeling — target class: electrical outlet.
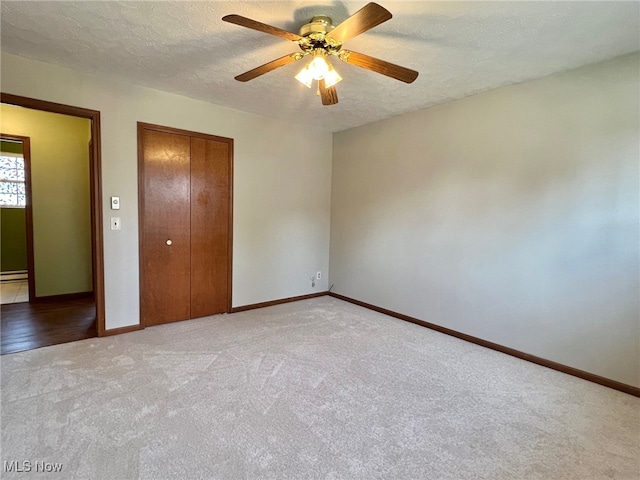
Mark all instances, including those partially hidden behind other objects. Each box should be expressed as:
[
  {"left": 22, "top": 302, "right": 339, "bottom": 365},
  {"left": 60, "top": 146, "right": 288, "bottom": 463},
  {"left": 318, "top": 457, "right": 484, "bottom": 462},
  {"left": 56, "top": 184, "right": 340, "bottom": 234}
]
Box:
[
  {"left": 316, "top": 271, "right": 322, "bottom": 280},
  {"left": 110, "top": 217, "right": 121, "bottom": 230}
]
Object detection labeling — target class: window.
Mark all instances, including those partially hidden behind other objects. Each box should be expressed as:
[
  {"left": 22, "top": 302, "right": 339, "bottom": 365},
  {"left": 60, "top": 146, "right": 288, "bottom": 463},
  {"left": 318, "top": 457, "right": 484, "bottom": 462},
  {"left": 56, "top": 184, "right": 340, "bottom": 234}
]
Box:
[{"left": 0, "top": 153, "right": 26, "bottom": 207}]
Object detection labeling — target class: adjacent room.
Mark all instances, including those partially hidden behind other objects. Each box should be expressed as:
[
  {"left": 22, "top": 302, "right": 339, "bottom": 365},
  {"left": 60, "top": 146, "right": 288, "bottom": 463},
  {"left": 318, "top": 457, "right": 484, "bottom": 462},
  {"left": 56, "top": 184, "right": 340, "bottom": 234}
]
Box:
[
  {"left": 1, "top": 2, "right": 638, "bottom": 479},
  {"left": 0, "top": 105, "right": 97, "bottom": 354}
]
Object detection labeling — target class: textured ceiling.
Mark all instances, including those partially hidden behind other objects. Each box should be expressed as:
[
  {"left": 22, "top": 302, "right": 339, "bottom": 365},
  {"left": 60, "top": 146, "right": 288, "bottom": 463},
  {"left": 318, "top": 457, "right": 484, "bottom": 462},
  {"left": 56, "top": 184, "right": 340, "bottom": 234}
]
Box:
[{"left": 1, "top": 1, "right": 639, "bottom": 132}]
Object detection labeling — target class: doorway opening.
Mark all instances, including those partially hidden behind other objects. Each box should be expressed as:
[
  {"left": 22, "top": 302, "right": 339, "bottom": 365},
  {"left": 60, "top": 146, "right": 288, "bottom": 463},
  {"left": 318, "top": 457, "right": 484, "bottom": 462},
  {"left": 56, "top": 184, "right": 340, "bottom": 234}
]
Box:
[
  {"left": 0, "top": 136, "right": 30, "bottom": 305},
  {"left": 0, "top": 93, "right": 105, "bottom": 354}
]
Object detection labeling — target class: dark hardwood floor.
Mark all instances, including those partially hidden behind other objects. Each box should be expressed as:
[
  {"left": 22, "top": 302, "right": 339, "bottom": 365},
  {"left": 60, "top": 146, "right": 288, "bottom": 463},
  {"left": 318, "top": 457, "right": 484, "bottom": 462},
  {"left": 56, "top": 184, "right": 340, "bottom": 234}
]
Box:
[{"left": 1, "top": 297, "right": 96, "bottom": 355}]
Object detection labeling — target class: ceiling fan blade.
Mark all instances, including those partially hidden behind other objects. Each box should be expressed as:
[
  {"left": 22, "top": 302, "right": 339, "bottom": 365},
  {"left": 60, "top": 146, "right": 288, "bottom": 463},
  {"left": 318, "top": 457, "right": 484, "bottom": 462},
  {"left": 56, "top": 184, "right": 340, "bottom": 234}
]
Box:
[
  {"left": 339, "top": 50, "right": 419, "bottom": 83},
  {"left": 222, "top": 14, "right": 303, "bottom": 42},
  {"left": 319, "top": 79, "right": 339, "bottom": 106},
  {"left": 325, "top": 3, "right": 392, "bottom": 45},
  {"left": 235, "top": 53, "right": 302, "bottom": 82}
]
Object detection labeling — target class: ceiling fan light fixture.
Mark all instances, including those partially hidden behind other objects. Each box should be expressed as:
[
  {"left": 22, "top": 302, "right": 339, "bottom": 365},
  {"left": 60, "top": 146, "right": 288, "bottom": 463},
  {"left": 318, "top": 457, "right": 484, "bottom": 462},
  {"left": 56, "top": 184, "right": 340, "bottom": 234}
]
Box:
[
  {"left": 295, "top": 65, "right": 314, "bottom": 88},
  {"left": 295, "top": 54, "right": 342, "bottom": 89},
  {"left": 308, "top": 55, "right": 330, "bottom": 80},
  {"left": 323, "top": 64, "right": 342, "bottom": 88}
]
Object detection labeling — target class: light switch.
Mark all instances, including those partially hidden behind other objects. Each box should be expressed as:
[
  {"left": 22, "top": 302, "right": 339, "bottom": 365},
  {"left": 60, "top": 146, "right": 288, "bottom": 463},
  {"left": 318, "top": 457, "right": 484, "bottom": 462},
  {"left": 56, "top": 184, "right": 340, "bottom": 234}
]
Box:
[
  {"left": 111, "top": 196, "right": 120, "bottom": 210},
  {"left": 110, "top": 217, "right": 121, "bottom": 230}
]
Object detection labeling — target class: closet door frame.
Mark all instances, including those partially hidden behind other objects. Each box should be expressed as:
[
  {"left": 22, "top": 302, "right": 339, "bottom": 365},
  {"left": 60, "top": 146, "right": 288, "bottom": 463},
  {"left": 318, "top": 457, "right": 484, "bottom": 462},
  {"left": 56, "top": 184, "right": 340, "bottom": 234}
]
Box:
[{"left": 137, "top": 122, "right": 233, "bottom": 327}]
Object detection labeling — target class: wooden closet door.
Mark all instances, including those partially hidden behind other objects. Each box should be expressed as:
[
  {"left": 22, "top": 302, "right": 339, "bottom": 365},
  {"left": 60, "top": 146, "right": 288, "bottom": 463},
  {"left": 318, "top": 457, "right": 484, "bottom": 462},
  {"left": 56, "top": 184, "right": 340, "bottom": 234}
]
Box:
[
  {"left": 190, "top": 137, "right": 230, "bottom": 318},
  {"left": 140, "top": 129, "right": 191, "bottom": 326}
]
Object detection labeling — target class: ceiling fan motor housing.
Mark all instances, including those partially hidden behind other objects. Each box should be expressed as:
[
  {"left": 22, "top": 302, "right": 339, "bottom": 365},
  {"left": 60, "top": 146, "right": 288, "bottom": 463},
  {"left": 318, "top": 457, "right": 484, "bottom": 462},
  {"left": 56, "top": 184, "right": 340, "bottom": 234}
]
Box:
[
  {"left": 299, "top": 15, "right": 334, "bottom": 39},
  {"left": 298, "top": 15, "right": 343, "bottom": 55}
]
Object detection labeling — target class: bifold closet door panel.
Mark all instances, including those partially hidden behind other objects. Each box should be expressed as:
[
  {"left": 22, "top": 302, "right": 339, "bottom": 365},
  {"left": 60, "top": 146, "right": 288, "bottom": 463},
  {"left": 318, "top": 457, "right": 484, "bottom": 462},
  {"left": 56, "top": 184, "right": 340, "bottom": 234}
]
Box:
[
  {"left": 141, "top": 129, "right": 191, "bottom": 326},
  {"left": 190, "top": 137, "right": 230, "bottom": 318}
]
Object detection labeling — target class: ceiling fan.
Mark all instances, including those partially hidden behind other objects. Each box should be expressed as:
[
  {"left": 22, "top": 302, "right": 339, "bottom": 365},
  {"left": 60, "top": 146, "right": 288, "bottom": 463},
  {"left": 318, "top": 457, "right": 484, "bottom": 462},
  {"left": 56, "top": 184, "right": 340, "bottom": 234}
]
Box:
[{"left": 222, "top": 3, "right": 419, "bottom": 106}]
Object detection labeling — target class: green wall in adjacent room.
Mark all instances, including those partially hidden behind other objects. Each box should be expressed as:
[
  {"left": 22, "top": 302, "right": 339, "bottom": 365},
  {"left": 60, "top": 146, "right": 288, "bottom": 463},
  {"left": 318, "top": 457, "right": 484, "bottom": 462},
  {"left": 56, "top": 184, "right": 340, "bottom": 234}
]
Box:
[
  {"left": 1, "top": 104, "right": 93, "bottom": 297},
  {"left": 1, "top": 208, "right": 27, "bottom": 272},
  {"left": 0, "top": 140, "right": 23, "bottom": 154}
]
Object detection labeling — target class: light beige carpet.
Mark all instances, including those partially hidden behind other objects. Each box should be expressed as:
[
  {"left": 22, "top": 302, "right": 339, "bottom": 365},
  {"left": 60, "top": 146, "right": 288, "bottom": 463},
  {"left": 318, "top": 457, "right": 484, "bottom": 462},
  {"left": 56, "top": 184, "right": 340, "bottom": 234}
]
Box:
[{"left": 1, "top": 297, "right": 638, "bottom": 479}]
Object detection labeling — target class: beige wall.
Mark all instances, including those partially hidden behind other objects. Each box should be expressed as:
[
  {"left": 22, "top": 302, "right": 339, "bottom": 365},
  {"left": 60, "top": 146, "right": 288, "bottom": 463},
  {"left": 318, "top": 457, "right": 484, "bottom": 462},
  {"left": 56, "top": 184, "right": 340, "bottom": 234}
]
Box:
[
  {"left": 3, "top": 49, "right": 637, "bottom": 387},
  {"left": 0, "top": 104, "right": 92, "bottom": 296},
  {"left": 330, "top": 54, "right": 640, "bottom": 387},
  {"left": 1, "top": 52, "right": 332, "bottom": 329}
]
